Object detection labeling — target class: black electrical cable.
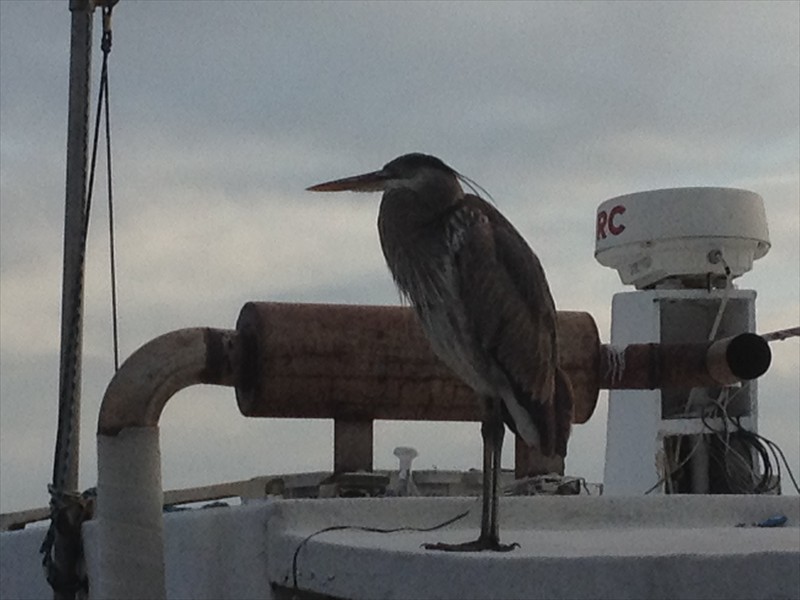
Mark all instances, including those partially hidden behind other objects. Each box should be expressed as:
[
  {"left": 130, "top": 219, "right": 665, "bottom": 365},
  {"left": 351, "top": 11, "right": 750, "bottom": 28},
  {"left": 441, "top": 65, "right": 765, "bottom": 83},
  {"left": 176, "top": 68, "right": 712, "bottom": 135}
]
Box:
[{"left": 291, "top": 507, "right": 471, "bottom": 590}]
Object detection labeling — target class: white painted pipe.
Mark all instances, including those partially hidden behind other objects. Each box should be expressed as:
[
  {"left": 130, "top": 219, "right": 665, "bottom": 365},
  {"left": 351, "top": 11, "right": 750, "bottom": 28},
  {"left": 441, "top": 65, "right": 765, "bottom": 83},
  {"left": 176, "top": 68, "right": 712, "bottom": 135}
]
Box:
[{"left": 93, "top": 427, "right": 165, "bottom": 599}]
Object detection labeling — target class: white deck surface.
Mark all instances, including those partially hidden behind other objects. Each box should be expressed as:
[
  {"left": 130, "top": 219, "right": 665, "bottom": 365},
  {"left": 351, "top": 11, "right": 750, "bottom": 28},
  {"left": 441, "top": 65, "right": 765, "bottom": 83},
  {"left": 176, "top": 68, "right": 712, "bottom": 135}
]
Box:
[
  {"left": 2, "top": 494, "right": 798, "bottom": 599},
  {"left": 268, "top": 495, "right": 800, "bottom": 600}
]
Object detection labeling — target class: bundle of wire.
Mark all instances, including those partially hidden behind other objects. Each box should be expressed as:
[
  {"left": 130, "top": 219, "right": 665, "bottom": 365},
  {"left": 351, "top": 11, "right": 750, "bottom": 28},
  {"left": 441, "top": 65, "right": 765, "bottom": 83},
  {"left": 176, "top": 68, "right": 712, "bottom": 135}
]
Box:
[
  {"left": 700, "top": 390, "right": 799, "bottom": 495},
  {"left": 650, "top": 384, "right": 799, "bottom": 495}
]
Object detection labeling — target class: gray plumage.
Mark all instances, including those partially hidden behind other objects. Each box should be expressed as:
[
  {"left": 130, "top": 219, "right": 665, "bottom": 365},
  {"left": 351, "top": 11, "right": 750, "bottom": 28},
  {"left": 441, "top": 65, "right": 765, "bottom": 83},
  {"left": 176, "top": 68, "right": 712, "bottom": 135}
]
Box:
[{"left": 376, "top": 154, "right": 572, "bottom": 457}]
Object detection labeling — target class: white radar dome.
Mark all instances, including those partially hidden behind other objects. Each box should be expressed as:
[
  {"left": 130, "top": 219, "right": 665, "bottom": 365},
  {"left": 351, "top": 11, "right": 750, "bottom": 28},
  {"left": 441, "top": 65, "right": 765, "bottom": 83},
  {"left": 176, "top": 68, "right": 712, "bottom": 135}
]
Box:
[{"left": 595, "top": 187, "right": 770, "bottom": 289}]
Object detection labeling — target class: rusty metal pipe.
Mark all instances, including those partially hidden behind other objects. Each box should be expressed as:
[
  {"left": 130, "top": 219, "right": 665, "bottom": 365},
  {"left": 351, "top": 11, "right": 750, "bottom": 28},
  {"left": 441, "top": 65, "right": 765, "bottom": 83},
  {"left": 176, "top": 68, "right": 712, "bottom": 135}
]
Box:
[
  {"left": 235, "top": 302, "right": 600, "bottom": 423},
  {"left": 235, "top": 302, "right": 771, "bottom": 426},
  {"left": 94, "top": 304, "right": 773, "bottom": 437},
  {"left": 599, "top": 333, "right": 772, "bottom": 391}
]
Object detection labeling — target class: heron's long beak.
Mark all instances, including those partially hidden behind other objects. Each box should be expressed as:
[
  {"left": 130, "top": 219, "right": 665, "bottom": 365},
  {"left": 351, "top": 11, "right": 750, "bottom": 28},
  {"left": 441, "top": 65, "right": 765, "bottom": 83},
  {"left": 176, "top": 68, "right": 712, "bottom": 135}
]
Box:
[{"left": 307, "top": 169, "right": 389, "bottom": 192}]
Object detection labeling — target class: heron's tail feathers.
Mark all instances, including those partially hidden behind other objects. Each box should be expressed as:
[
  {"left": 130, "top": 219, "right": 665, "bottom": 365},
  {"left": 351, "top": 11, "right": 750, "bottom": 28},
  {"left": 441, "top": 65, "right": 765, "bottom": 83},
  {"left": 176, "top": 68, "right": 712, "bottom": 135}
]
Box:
[{"left": 554, "top": 367, "right": 574, "bottom": 458}]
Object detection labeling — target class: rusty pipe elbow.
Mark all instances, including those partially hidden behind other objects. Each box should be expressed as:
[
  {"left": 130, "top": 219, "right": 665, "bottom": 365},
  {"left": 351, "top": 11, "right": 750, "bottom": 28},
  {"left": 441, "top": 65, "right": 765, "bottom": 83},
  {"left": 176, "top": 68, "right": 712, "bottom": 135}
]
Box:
[{"left": 97, "top": 328, "right": 240, "bottom": 436}]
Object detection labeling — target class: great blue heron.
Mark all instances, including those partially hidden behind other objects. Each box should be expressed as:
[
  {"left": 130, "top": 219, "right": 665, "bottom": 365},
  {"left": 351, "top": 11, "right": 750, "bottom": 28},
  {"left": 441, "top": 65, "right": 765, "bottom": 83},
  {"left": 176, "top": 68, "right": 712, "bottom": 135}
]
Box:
[{"left": 308, "top": 153, "right": 573, "bottom": 551}]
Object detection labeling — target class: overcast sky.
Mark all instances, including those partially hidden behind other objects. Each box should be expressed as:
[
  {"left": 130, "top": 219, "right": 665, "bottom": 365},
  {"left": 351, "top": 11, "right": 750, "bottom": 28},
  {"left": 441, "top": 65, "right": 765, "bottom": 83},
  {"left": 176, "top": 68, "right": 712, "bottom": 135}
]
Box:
[{"left": 1, "top": 1, "right": 798, "bottom": 512}]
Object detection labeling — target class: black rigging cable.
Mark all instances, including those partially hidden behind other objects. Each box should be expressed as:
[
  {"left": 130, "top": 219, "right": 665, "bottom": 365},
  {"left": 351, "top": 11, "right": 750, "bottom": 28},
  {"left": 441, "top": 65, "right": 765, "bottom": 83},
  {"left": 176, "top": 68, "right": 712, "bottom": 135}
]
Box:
[
  {"left": 84, "top": 4, "right": 120, "bottom": 371},
  {"left": 102, "top": 7, "right": 120, "bottom": 371}
]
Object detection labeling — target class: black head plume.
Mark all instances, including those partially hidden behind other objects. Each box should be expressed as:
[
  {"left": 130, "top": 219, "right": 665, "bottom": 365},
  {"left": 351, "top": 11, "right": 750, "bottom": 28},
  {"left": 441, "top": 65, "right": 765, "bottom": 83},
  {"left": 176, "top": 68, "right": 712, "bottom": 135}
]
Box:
[
  {"left": 382, "top": 153, "right": 456, "bottom": 177},
  {"left": 383, "top": 153, "right": 494, "bottom": 203}
]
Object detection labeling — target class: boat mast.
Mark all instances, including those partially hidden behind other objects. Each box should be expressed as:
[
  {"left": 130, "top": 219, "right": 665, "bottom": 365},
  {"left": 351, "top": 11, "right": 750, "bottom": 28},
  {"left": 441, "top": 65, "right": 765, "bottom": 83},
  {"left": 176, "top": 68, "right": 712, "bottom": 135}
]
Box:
[
  {"left": 45, "top": 2, "right": 98, "bottom": 598},
  {"left": 54, "top": 0, "right": 94, "bottom": 505}
]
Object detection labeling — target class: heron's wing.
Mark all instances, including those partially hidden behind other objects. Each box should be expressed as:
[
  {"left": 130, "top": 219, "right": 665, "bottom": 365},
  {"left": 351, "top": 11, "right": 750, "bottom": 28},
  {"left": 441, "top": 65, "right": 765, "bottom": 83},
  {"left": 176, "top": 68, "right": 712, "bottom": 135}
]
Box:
[{"left": 452, "top": 195, "right": 572, "bottom": 456}]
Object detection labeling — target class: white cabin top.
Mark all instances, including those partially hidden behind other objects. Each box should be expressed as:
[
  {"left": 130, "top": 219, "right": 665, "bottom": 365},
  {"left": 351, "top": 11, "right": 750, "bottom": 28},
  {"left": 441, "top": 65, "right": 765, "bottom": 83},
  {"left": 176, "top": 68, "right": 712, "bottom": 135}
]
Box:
[{"left": 595, "top": 187, "right": 770, "bottom": 289}]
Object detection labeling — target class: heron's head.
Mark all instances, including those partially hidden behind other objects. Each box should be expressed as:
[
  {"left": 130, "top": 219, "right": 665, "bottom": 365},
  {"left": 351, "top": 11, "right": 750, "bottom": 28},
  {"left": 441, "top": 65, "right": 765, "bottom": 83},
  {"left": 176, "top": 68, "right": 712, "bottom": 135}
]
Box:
[{"left": 307, "top": 153, "right": 463, "bottom": 198}]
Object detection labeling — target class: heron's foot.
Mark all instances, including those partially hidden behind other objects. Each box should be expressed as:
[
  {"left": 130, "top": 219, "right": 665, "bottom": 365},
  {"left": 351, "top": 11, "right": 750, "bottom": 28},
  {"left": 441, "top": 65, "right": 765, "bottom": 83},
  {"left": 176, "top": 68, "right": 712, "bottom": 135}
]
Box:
[{"left": 423, "top": 537, "right": 519, "bottom": 552}]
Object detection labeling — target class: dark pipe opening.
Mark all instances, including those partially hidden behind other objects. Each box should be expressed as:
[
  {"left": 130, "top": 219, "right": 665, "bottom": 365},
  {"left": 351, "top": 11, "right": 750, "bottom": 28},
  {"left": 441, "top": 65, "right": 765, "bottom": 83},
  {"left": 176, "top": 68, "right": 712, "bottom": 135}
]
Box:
[{"left": 726, "top": 333, "right": 771, "bottom": 380}]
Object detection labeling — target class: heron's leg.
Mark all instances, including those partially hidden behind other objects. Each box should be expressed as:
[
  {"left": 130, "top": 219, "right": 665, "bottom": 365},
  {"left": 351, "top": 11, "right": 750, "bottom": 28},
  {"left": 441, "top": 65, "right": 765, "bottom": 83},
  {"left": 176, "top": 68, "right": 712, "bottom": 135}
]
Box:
[
  {"left": 485, "top": 396, "right": 505, "bottom": 543},
  {"left": 424, "top": 397, "right": 517, "bottom": 552},
  {"left": 478, "top": 407, "right": 495, "bottom": 542}
]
